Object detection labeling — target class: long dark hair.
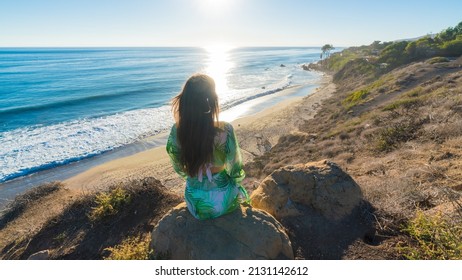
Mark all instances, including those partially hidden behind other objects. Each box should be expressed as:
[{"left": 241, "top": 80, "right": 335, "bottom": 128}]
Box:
[{"left": 172, "top": 74, "right": 219, "bottom": 177}]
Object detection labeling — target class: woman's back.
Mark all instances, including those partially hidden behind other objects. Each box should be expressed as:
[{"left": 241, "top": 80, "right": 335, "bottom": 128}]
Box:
[
  {"left": 166, "top": 74, "right": 248, "bottom": 220},
  {"left": 167, "top": 121, "right": 244, "bottom": 184}
]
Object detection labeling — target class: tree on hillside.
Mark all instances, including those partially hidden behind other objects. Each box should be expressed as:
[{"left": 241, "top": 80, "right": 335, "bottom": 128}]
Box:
[
  {"left": 436, "top": 22, "right": 462, "bottom": 42},
  {"left": 371, "top": 40, "right": 382, "bottom": 50},
  {"left": 377, "top": 41, "right": 409, "bottom": 68},
  {"left": 321, "top": 44, "right": 334, "bottom": 60},
  {"left": 436, "top": 27, "right": 456, "bottom": 42},
  {"left": 455, "top": 21, "right": 462, "bottom": 35}
]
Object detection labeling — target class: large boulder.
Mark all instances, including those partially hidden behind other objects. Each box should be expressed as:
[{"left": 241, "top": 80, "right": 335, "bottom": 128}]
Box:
[
  {"left": 251, "top": 160, "right": 362, "bottom": 220},
  {"left": 151, "top": 202, "right": 293, "bottom": 260},
  {"left": 251, "top": 160, "right": 374, "bottom": 259}
]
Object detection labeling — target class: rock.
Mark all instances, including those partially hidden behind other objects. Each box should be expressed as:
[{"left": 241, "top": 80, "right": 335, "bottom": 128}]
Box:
[
  {"left": 251, "top": 160, "right": 362, "bottom": 220},
  {"left": 151, "top": 202, "right": 293, "bottom": 260},
  {"left": 280, "top": 64, "right": 286, "bottom": 67},
  {"left": 28, "top": 250, "right": 49, "bottom": 260},
  {"left": 250, "top": 160, "right": 374, "bottom": 259}
]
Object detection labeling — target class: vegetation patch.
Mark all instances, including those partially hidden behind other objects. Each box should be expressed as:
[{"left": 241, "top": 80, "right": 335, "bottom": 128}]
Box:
[
  {"left": 325, "top": 50, "right": 360, "bottom": 71},
  {"left": 427, "top": 57, "right": 450, "bottom": 64},
  {"left": 398, "top": 211, "right": 462, "bottom": 260},
  {"left": 88, "top": 187, "right": 131, "bottom": 221},
  {"left": 104, "top": 236, "right": 153, "bottom": 260},
  {"left": 333, "top": 58, "right": 378, "bottom": 86},
  {"left": 382, "top": 97, "right": 423, "bottom": 111},
  {"left": 343, "top": 89, "right": 370, "bottom": 109},
  {"left": 374, "top": 121, "right": 420, "bottom": 152}
]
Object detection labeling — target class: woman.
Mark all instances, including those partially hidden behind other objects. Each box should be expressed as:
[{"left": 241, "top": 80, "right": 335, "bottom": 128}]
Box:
[{"left": 166, "top": 74, "right": 250, "bottom": 220}]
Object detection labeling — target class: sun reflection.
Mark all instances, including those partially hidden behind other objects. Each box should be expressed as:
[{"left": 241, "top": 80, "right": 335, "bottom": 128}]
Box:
[{"left": 204, "top": 44, "right": 234, "bottom": 96}]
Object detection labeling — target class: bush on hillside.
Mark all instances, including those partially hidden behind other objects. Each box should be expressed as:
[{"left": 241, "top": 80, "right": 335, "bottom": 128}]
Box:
[{"left": 399, "top": 211, "right": 462, "bottom": 260}]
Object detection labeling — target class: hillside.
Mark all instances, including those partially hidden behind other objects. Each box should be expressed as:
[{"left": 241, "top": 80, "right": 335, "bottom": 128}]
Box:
[{"left": 246, "top": 31, "right": 462, "bottom": 258}]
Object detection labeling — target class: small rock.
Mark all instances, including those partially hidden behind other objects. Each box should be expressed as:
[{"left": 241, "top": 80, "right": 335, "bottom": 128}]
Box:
[{"left": 28, "top": 250, "right": 49, "bottom": 260}]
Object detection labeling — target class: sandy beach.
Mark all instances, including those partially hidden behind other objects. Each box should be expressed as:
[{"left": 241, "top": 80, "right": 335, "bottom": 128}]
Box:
[{"left": 63, "top": 74, "right": 335, "bottom": 195}]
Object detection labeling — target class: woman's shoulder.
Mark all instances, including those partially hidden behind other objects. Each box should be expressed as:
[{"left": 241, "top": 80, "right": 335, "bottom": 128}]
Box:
[
  {"left": 168, "top": 124, "right": 178, "bottom": 142},
  {"left": 216, "top": 121, "right": 234, "bottom": 131},
  {"left": 169, "top": 123, "right": 177, "bottom": 133}
]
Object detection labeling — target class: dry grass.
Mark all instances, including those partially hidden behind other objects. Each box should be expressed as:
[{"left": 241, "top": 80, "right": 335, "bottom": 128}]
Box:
[
  {"left": 0, "top": 182, "right": 63, "bottom": 230},
  {"left": 243, "top": 55, "right": 462, "bottom": 259},
  {"left": 0, "top": 177, "right": 181, "bottom": 260}
]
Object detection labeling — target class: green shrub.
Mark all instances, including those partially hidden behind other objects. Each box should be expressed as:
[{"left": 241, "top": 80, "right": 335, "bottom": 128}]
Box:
[
  {"left": 104, "top": 236, "right": 153, "bottom": 260},
  {"left": 333, "top": 58, "right": 377, "bottom": 84},
  {"left": 440, "top": 39, "right": 462, "bottom": 57},
  {"left": 346, "top": 89, "right": 369, "bottom": 103},
  {"left": 326, "top": 51, "right": 359, "bottom": 71},
  {"left": 343, "top": 89, "right": 370, "bottom": 109},
  {"left": 405, "top": 86, "right": 424, "bottom": 97},
  {"left": 88, "top": 187, "right": 131, "bottom": 221},
  {"left": 398, "top": 211, "right": 462, "bottom": 260},
  {"left": 382, "top": 97, "right": 423, "bottom": 111},
  {"left": 375, "top": 121, "right": 419, "bottom": 152},
  {"left": 378, "top": 41, "right": 410, "bottom": 68},
  {"left": 426, "top": 57, "right": 450, "bottom": 64}
]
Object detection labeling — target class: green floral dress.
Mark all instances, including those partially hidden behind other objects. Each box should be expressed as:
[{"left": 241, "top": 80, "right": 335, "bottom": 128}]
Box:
[{"left": 166, "top": 122, "right": 250, "bottom": 220}]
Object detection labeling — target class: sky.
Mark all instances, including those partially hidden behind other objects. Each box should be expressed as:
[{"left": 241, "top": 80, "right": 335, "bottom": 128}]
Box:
[{"left": 1, "top": 0, "right": 461, "bottom": 48}]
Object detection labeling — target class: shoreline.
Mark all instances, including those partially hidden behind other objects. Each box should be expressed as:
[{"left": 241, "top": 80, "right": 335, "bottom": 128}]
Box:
[
  {"left": 63, "top": 73, "right": 334, "bottom": 195},
  {"left": 0, "top": 73, "right": 333, "bottom": 208}
]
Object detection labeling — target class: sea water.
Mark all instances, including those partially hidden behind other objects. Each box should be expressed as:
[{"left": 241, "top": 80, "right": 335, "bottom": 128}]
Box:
[{"left": 0, "top": 47, "right": 322, "bottom": 183}]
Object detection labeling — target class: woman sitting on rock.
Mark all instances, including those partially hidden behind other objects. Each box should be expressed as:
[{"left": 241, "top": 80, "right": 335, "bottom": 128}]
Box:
[{"left": 166, "top": 74, "right": 249, "bottom": 220}]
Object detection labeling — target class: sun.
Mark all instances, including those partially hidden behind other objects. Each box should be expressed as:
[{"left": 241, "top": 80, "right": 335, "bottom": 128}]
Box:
[{"left": 200, "top": 0, "right": 233, "bottom": 14}]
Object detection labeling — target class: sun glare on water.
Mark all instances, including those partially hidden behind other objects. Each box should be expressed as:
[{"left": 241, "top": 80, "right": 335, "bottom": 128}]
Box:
[{"left": 204, "top": 44, "right": 234, "bottom": 96}]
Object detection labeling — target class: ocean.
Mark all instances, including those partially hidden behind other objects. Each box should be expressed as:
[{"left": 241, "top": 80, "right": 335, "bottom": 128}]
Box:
[{"left": 0, "top": 47, "right": 322, "bottom": 184}]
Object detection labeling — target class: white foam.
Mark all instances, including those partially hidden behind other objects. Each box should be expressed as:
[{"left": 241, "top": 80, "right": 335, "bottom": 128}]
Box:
[
  {"left": 0, "top": 106, "right": 174, "bottom": 182},
  {"left": 220, "top": 73, "right": 293, "bottom": 110}
]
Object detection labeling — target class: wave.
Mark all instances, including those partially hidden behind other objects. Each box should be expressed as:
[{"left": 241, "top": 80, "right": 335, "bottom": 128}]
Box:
[
  {"left": 0, "top": 106, "right": 174, "bottom": 183},
  {"left": 221, "top": 74, "right": 293, "bottom": 110},
  {"left": 0, "top": 85, "right": 169, "bottom": 118}
]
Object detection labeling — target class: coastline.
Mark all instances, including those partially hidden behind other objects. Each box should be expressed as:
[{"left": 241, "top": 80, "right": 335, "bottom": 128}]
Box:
[
  {"left": 63, "top": 73, "right": 334, "bottom": 195},
  {"left": 0, "top": 73, "right": 333, "bottom": 208}
]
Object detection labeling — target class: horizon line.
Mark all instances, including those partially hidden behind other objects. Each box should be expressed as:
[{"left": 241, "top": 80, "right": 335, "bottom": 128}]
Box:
[{"left": 0, "top": 45, "right": 349, "bottom": 49}]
